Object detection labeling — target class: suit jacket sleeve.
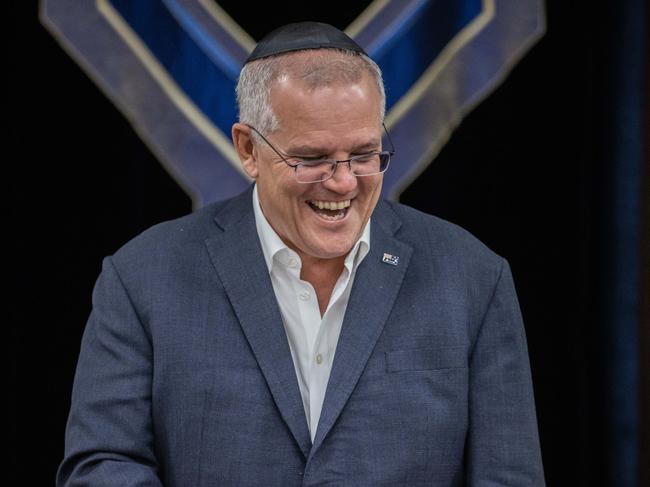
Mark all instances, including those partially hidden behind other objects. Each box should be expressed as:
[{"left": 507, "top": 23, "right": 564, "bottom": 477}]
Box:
[
  {"left": 56, "top": 256, "right": 164, "bottom": 486},
  {"left": 465, "top": 258, "right": 546, "bottom": 486}
]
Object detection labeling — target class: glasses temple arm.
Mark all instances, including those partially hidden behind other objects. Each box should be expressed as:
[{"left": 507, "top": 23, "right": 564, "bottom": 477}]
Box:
[{"left": 382, "top": 122, "right": 396, "bottom": 154}]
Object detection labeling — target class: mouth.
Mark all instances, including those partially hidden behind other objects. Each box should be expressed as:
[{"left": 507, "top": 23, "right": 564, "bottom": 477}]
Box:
[{"left": 307, "top": 199, "right": 351, "bottom": 221}]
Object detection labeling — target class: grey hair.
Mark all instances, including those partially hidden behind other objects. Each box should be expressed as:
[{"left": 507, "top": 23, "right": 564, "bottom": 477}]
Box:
[{"left": 236, "top": 48, "right": 386, "bottom": 136}]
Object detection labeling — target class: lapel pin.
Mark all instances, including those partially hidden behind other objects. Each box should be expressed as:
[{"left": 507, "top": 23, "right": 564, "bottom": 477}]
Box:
[{"left": 382, "top": 252, "right": 399, "bottom": 266}]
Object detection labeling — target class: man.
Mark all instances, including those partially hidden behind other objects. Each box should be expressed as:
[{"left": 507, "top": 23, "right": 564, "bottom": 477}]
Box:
[{"left": 58, "top": 22, "right": 545, "bottom": 486}]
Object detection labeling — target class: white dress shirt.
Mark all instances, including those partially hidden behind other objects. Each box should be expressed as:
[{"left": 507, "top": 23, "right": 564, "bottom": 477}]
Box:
[{"left": 252, "top": 185, "right": 370, "bottom": 441}]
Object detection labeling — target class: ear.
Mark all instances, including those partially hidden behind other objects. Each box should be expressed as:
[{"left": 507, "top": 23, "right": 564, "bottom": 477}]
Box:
[{"left": 231, "top": 123, "right": 259, "bottom": 179}]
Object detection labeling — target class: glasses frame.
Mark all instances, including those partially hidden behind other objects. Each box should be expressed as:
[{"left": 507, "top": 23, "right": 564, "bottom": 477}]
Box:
[{"left": 246, "top": 123, "right": 395, "bottom": 184}]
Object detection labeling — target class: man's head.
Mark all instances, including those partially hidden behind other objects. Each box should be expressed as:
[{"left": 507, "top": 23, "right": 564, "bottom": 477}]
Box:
[{"left": 231, "top": 22, "right": 388, "bottom": 262}]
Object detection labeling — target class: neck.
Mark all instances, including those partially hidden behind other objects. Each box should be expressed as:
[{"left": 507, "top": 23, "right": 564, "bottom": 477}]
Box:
[{"left": 299, "top": 252, "right": 347, "bottom": 317}]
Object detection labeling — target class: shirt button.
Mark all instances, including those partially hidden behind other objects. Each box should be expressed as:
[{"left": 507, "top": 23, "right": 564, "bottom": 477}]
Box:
[
  {"left": 287, "top": 258, "right": 298, "bottom": 268},
  {"left": 316, "top": 354, "right": 323, "bottom": 364},
  {"left": 299, "top": 291, "right": 310, "bottom": 301}
]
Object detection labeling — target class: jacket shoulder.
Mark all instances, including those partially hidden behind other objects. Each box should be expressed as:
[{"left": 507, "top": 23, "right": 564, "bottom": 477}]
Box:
[
  {"left": 109, "top": 197, "right": 233, "bottom": 271},
  {"left": 133, "top": 199, "right": 224, "bottom": 244},
  {"left": 378, "top": 200, "right": 503, "bottom": 270}
]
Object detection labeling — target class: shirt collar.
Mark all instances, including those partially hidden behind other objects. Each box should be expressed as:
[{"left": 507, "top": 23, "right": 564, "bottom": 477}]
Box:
[{"left": 252, "top": 183, "right": 371, "bottom": 274}]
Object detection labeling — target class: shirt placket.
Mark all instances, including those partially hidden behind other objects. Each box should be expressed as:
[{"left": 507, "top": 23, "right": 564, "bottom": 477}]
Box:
[
  {"left": 290, "top": 273, "right": 320, "bottom": 438},
  {"left": 306, "top": 266, "right": 354, "bottom": 438}
]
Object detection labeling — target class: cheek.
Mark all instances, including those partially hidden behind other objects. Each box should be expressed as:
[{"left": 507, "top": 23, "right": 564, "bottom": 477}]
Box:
[
  {"left": 274, "top": 183, "right": 308, "bottom": 222},
  {"left": 359, "top": 178, "right": 382, "bottom": 207}
]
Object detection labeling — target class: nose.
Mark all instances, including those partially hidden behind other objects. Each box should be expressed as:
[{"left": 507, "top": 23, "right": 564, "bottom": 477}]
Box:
[{"left": 323, "top": 160, "right": 358, "bottom": 194}]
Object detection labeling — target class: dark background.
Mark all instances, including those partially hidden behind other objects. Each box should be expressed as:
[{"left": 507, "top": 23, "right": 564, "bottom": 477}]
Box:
[{"left": 10, "top": 1, "right": 648, "bottom": 485}]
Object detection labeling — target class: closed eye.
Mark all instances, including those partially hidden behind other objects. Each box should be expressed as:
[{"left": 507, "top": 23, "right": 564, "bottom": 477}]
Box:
[
  {"left": 352, "top": 152, "right": 381, "bottom": 162},
  {"left": 297, "top": 158, "right": 331, "bottom": 167}
]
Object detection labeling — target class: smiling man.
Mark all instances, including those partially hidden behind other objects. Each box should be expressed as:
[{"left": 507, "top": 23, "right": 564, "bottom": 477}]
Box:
[
  {"left": 232, "top": 47, "right": 386, "bottom": 318},
  {"left": 58, "top": 22, "right": 545, "bottom": 486}
]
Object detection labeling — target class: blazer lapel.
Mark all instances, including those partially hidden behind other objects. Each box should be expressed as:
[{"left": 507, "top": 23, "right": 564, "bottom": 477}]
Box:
[
  {"left": 204, "top": 189, "right": 312, "bottom": 458},
  {"left": 309, "top": 202, "right": 413, "bottom": 458}
]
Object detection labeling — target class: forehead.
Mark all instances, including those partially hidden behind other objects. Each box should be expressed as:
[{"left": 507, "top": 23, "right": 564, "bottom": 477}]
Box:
[
  {"left": 269, "top": 50, "right": 381, "bottom": 112},
  {"left": 274, "top": 49, "right": 365, "bottom": 85},
  {"left": 269, "top": 71, "right": 382, "bottom": 140}
]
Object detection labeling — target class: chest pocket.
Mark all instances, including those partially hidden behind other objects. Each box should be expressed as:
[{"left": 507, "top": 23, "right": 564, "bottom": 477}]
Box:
[{"left": 386, "top": 346, "right": 466, "bottom": 372}]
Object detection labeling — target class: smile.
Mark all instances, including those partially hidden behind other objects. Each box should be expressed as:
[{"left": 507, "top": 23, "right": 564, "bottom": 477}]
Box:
[{"left": 307, "top": 199, "right": 351, "bottom": 221}]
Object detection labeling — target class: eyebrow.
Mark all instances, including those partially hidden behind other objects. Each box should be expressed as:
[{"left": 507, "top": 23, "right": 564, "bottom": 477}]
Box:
[{"left": 286, "top": 139, "right": 381, "bottom": 157}]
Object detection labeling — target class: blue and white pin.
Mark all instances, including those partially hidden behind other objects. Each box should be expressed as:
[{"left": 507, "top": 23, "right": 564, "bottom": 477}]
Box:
[{"left": 382, "top": 252, "right": 399, "bottom": 266}]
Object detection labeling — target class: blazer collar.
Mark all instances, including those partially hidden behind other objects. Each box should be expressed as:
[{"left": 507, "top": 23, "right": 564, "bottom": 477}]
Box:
[
  {"left": 206, "top": 186, "right": 312, "bottom": 457},
  {"left": 308, "top": 199, "right": 412, "bottom": 458}
]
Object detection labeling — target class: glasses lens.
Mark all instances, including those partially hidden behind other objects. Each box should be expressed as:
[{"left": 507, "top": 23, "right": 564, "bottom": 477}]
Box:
[
  {"left": 295, "top": 162, "right": 334, "bottom": 183},
  {"left": 351, "top": 152, "right": 391, "bottom": 176}
]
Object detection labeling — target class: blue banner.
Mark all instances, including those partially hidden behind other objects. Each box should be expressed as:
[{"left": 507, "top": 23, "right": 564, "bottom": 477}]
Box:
[{"left": 41, "top": 0, "right": 545, "bottom": 207}]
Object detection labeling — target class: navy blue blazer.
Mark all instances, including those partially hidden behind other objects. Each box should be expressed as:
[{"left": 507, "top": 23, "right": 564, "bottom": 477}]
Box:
[{"left": 58, "top": 187, "right": 545, "bottom": 486}]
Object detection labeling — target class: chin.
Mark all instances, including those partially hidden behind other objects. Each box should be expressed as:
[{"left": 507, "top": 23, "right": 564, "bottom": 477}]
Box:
[
  {"left": 320, "top": 249, "right": 351, "bottom": 259},
  {"left": 301, "top": 226, "right": 363, "bottom": 260},
  {"left": 313, "top": 240, "right": 356, "bottom": 259}
]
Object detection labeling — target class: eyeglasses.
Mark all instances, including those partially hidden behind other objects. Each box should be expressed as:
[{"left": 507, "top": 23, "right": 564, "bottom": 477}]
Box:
[{"left": 246, "top": 123, "right": 395, "bottom": 184}]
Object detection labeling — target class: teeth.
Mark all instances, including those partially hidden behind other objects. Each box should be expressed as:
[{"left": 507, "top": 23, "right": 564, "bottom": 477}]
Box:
[{"left": 310, "top": 200, "right": 350, "bottom": 210}]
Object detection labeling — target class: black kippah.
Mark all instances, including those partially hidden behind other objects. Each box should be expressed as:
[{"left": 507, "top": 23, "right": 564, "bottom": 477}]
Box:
[{"left": 245, "top": 21, "right": 367, "bottom": 63}]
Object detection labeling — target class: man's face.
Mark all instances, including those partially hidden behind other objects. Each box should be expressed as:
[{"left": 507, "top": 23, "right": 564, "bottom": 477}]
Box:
[{"left": 253, "top": 70, "right": 383, "bottom": 261}]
